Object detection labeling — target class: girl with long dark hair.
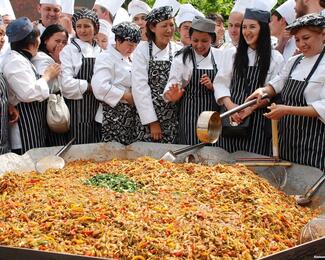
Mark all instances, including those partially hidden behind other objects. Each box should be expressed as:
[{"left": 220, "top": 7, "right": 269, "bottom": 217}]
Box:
[{"left": 213, "top": 8, "right": 284, "bottom": 155}]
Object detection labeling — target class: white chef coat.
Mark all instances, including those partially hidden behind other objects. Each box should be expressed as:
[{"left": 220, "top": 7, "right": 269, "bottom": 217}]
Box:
[
  {"left": 36, "top": 22, "right": 46, "bottom": 36},
  {"left": 164, "top": 47, "right": 224, "bottom": 94},
  {"left": 132, "top": 40, "right": 182, "bottom": 125},
  {"left": 60, "top": 38, "right": 101, "bottom": 100},
  {"left": 0, "top": 36, "right": 10, "bottom": 68},
  {"left": 213, "top": 47, "right": 284, "bottom": 104},
  {"left": 2, "top": 50, "right": 50, "bottom": 149},
  {"left": 92, "top": 44, "right": 132, "bottom": 108},
  {"left": 269, "top": 53, "right": 325, "bottom": 123},
  {"left": 32, "top": 51, "right": 61, "bottom": 93},
  {"left": 282, "top": 37, "right": 296, "bottom": 63}
]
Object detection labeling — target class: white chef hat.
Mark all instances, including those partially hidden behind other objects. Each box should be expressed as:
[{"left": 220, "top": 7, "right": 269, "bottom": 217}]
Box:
[
  {"left": 128, "top": 0, "right": 151, "bottom": 18},
  {"left": 250, "top": 0, "right": 277, "bottom": 12},
  {"left": 40, "top": 0, "right": 62, "bottom": 6},
  {"left": 98, "top": 19, "right": 110, "bottom": 37},
  {"left": 275, "top": 0, "right": 296, "bottom": 24},
  {"left": 61, "top": 0, "right": 75, "bottom": 15},
  {"left": 94, "top": 0, "right": 125, "bottom": 16},
  {"left": 0, "top": 0, "right": 16, "bottom": 19},
  {"left": 153, "top": 0, "right": 180, "bottom": 16},
  {"left": 175, "top": 4, "right": 204, "bottom": 27},
  {"left": 231, "top": 0, "right": 254, "bottom": 14},
  {"left": 113, "top": 7, "right": 131, "bottom": 26}
]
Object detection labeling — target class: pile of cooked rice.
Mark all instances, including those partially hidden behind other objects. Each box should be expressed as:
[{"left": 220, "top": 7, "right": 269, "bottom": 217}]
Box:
[{"left": 0, "top": 157, "right": 317, "bottom": 259}]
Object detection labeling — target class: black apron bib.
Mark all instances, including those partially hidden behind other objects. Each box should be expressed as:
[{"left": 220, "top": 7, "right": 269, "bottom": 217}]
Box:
[
  {"left": 178, "top": 49, "right": 219, "bottom": 145},
  {"left": 0, "top": 74, "right": 9, "bottom": 154},
  {"left": 136, "top": 41, "right": 179, "bottom": 143},
  {"left": 65, "top": 39, "right": 100, "bottom": 145},
  {"left": 279, "top": 49, "right": 325, "bottom": 171},
  {"left": 16, "top": 53, "right": 47, "bottom": 153},
  {"left": 217, "top": 65, "right": 271, "bottom": 156}
]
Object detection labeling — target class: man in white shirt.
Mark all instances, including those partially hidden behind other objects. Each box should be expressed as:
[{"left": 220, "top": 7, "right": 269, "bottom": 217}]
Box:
[
  {"left": 36, "top": 0, "right": 62, "bottom": 35},
  {"left": 270, "top": 0, "right": 297, "bottom": 62},
  {"left": 295, "top": 0, "right": 323, "bottom": 17}
]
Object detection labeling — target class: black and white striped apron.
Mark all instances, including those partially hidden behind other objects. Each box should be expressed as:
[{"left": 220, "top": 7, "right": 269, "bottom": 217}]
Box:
[
  {"left": 16, "top": 55, "right": 48, "bottom": 154},
  {"left": 0, "top": 74, "right": 9, "bottom": 155},
  {"left": 135, "top": 41, "right": 179, "bottom": 143},
  {"left": 178, "top": 49, "right": 219, "bottom": 145},
  {"left": 217, "top": 66, "right": 271, "bottom": 156},
  {"left": 102, "top": 100, "right": 137, "bottom": 145},
  {"left": 65, "top": 39, "right": 100, "bottom": 145},
  {"left": 279, "top": 50, "right": 325, "bottom": 171}
]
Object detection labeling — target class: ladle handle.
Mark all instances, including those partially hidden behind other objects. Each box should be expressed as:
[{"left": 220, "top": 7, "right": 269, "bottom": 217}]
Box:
[
  {"left": 174, "top": 142, "right": 206, "bottom": 156},
  {"left": 56, "top": 137, "right": 76, "bottom": 157},
  {"left": 304, "top": 174, "right": 325, "bottom": 199},
  {"left": 220, "top": 93, "right": 269, "bottom": 118}
]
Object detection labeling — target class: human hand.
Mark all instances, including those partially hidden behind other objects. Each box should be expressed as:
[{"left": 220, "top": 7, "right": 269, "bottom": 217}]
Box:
[
  {"left": 200, "top": 74, "right": 213, "bottom": 90},
  {"left": 149, "top": 121, "right": 162, "bottom": 140},
  {"left": 8, "top": 104, "right": 19, "bottom": 124},
  {"left": 164, "top": 84, "right": 184, "bottom": 102},
  {"left": 264, "top": 103, "right": 288, "bottom": 120},
  {"left": 43, "top": 63, "right": 61, "bottom": 81}
]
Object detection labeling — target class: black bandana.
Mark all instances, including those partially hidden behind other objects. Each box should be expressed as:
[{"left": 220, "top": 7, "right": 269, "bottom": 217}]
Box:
[
  {"left": 244, "top": 8, "right": 270, "bottom": 24},
  {"left": 72, "top": 8, "right": 100, "bottom": 32},
  {"left": 286, "top": 13, "right": 325, "bottom": 31},
  {"left": 146, "top": 6, "right": 173, "bottom": 24},
  {"left": 112, "top": 22, "right": 142, "bottom": 43}
]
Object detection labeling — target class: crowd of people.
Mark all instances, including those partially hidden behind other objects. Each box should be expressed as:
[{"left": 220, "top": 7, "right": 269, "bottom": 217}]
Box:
[{"left": 0, "top": 0, "right": 324, "bottom": 173}]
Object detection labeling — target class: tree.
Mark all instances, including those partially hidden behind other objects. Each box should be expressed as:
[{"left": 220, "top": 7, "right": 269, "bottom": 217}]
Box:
[{"left": 124, "top": 0, "right": 290, "bottom": 19}]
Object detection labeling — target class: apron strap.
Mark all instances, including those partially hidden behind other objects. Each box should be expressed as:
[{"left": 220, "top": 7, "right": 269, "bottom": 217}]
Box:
[
  {"left": 288, "top": 55, "right": 304, "bottom": 78},
  {"left": 71, "top": 38, "right": 82, "bottom": 53},
  {"left": 305, "top": 46, "right": 325, "bottom": 82},
  {"left": 148, "top": 41, "right": 153, "bottom": 61}
]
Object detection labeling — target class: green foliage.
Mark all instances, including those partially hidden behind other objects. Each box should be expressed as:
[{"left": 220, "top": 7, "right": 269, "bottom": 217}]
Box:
[{"left": 123, "top": 0, "right": 291, "bottom": 19}]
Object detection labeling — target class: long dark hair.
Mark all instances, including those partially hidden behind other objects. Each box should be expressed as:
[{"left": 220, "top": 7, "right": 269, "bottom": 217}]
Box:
[
  {"left": 39, "top": 24, "right": 68, "bottom": 56},
  {"left": 176, "top": 27, "right": 216, "bottom": 65},
  {"left": 233, "top": 20, "right": 271, "bottom": 88}
]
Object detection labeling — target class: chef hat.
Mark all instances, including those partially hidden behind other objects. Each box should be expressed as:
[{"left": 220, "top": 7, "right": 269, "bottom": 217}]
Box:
[
  {"left": 244, "top": 8, "right": 270, "bottom": 23},
  {"left": 6, "top": 17, "right": 33, "bottom": 43},
  {"left": 112, "top": 21, "right": 141, "bottom": 43},
  {"left": 286, "top": 13, "right": 325, "bottom": 31},
  {"left": 175, "top": 4, "right": 204, "bottom": 27},
  {"left": 40, "top": 0, "right": 62, "bottom": 6},
  {"left": 146, "top": 6, "right": 173, "bottom": 24},
  {"left": 250, "top": 0, "right": 277, "bottom": 12},
  {"left": 231, "top": 0, "right": 254, "bottom": 14},
  {"left": 153, "top": 0, "right": 180, "bottom": 16},
  {"left": 113, "top": 7, "right": 132, "bottom": 26},
  {"left": 98, "top": 19, "right": 110, "bottom": 37},
  {"left": 191, "top": 16, "right": 215, "bottom": 33},
  {"left": 128, "top": 0, "right": 151, "bottom": 18},
  {"left": 72, "top": 8, "right": 99, "bottom": 32},
  {"left": 61, "top": 0, "right": 75, "bottom": 15},
  {"left": 94, "top": 0, "right": 125, "bottom": 16},
  {"left": 275, "top": 0, "right": 296, "bottom": 25},
  {"left": 0, "top": 0, "right": 16, "bottom": 19}
]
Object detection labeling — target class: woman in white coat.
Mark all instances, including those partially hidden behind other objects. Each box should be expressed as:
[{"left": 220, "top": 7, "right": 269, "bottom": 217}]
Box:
[
  {"left": 92, "top": 22, "right": 141, "bottom": 145},
  {"left": 164, "top": 16, "right": 222, "bottom": 145},
  {"left": 132, "top": 6, "right": 182, "bottom": 143},
  {"left": 3, "top": 17, "right": 60, "bottom": 154},
  {"left": 60, "top": 8, "right": 101, "bottom": 145},
  {"left": 213, "top": 8, "right": 284, "bottom": 156},
  {"left": 248, "top": 13, "right": 325, "bottom": 171}
]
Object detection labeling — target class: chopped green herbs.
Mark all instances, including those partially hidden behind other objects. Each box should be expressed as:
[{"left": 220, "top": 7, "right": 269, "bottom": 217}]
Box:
[{"left": 85, "top": 174, "right": 141, "bottom": 193}]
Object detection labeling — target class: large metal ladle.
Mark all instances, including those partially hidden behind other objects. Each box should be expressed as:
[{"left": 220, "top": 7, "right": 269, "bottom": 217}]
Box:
[
  {"left": 160, "top": 94, "right": 268, "bottom": 162},
  {"left": 197, "top": 93, "right": 269, "bottom": 143},
  {"left": 35, "top": 137, "right": 75, "bottom": 173}
]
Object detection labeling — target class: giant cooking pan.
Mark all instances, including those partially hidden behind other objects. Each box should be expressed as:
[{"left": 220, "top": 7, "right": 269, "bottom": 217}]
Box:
[{"left": 0, "top": 142, "right": 324, "bottom": 260}]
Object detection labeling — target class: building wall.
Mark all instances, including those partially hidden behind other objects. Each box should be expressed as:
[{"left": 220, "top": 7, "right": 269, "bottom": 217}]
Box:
[{"left": 10, "top": 0, "right": 95, "bottom": 21}]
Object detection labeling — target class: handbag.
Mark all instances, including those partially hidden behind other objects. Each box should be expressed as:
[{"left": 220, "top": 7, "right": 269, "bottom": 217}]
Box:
[
  {"left": 220, "top": 106, "right": 251, "bottom": 138},
  {"left": 221, "top": 73, "right": 252, "bottom": 138},
  {"left": 47, "top": 93, "right": 70, "bottom": 134}
]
